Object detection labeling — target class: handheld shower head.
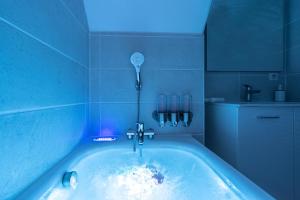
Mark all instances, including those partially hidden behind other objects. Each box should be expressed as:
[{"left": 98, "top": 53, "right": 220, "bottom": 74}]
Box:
[{"left": 130, "top": 52, "right": 144, "bottom": 89}]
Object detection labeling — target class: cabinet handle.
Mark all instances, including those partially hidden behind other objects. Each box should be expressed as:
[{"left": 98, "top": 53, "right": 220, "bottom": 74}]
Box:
[{"left": 256, "top": 116, "right": 280, "bottom": 119}]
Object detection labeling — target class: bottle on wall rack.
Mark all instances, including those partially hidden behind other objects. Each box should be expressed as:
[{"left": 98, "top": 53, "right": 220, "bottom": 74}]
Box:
[
  {"left": 157, "top": 94, "right": 167, "bottom": 127},
  {"left": 181, "top": 94, "right": 192, "bottom": 127},
  {"left": 169, "top": 94, "right": 179, "bottom": 127}
]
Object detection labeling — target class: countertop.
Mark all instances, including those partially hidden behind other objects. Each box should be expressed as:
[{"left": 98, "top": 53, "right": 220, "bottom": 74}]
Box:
[{"left": 206, "top": 101, "right": 300, "bottom": 107}]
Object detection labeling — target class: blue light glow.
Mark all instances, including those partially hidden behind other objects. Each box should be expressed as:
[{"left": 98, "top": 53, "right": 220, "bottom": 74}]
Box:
[{"left": 99, "top": 128, "right": 114, "bottom": 137}]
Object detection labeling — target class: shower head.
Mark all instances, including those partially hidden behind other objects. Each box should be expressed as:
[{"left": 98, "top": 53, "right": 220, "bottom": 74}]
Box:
[
  {"left": 130, "top": 52, "right": 144, "bottom": 89},
  {"left": 131, "top": 52, "right": 144, "bottom": 72}
]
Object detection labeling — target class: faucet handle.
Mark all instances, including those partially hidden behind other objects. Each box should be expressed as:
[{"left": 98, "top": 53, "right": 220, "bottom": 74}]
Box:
[
  {"left": 243, "top": 84, "right": 252, "bottom": 90},
  {"left": 144, "top": 129, "right": 155, "bottom": 139},
  {"left": 251, "top": 89, "right": 261, "bottom": 94},
  {"left": 136, "top": 123, "right": 144, "bottom": 132},
  {"left": 126, "top": 129, "right": 136, "bottom": 140}
]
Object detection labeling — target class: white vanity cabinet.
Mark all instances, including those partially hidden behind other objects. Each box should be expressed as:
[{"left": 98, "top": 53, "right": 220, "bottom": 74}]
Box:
[
  {"left": 238, "top": 108, "right": 293, "bottom": 200},
  {"left": 206, "top": 103, "right": 300, "bottom": 200},
  {"left": 295, "top": 109, "right": 300, "bottom": 200}
]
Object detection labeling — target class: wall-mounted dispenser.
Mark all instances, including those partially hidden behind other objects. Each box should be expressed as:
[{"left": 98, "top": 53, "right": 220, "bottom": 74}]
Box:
[
  {"left": 156, "top": 94, "right": 168, "bottom": 127},
  {"left": 181, "top": 94, "right": 193, "bottom": 127},
  {"left": 153, "top": 94, "right": 193, "bottom": 128},
  {"left": 169, "top": 95, "right": 179, "bottom": 127}
]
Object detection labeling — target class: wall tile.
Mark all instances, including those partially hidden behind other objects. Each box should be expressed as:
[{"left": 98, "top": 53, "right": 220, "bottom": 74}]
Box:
[
  {"left": 100, "top": 103, "right": 137, "bottom": 136},
  {"left": 205, "top": 72, "right": 240, "bottom": 101},
  {"left": 99, "top": 69, "right": 137, "bottom": 103},
  {"left": 0, "top": 105, "right": 86, "bottom": 199},
  {"left": 239, "top": 73, "right": 282, "bottom": 101},
  {"left": 61, "top": 0, "right": 89, "bottom": 29},
  {"left": 287, "top": 20, "right": 300, "bottom": 50},
  {"left": 0, "top": 21, "right": 88, "bottom": 113},
  {"left": 286, "top": 0, "right": 300, "bottom": 100},
  {"left": 286, "top": 47, "right": 300, "bottom": 73},
  {"left": 0, "top": 0, "right": 88, "bottom": 66},
  {"left": 88, "top": 103, "right": 101, "bottom": 137},
  {"left": 0, "top": 1, "right": 89, "bottom": 199},
  {"left": 207, "top": 0, "right": 284, "bottom": 71},
  {"left": 140, "top": 102, "right": 204, "bottom": 135},
  {"left": 99, "top": 34, "right": 204, "bottom": 69},
  {"left": 287, "top": 74, "right": 300, "bottom": 101},
  {"left": 96, "top": 69, "right": 203, "bottom": 103},
  {"left": 206, "top": 72, "right": 284, "bottom": 102},
  {"left": 90, "top": 33, "right": 101, "bottom": 68},
  {"left": 287, "top": 0, "right": 300, "bottom": 23},
  {"left": 89, "top": 33, "right": 205, "bottom": 140},
  {"left": 142, "top": 69, "right": 204, "bottom": 103},
  {"left": 89, "top": 68, "right": 102, "bottom": 102}
]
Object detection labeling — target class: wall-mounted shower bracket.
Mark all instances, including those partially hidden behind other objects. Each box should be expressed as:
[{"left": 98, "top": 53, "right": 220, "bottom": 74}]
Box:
[
  {"left": 152, "top": 111, "right": 193, "bottom": 127},
  {"left": 136, "top": 80, "right": 142, "bottom": 90}
]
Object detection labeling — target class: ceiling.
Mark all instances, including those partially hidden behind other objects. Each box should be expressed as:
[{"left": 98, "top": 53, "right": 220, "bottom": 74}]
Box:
[{"left": 83, "top": 0, "right": 212, "bottom": 34}]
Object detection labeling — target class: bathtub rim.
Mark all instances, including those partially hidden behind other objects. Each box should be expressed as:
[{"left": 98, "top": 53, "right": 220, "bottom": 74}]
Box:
[{"left": 15, "top": 135, "right": 274, "bottom": 200}]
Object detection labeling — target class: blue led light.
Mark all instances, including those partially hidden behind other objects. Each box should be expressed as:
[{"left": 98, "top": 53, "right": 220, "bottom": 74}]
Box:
[{"left": 93, "top": 137, "right": 117, "bottom": 142}]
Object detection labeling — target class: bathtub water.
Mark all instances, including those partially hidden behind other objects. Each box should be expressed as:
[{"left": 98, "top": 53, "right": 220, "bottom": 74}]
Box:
[
  {"left": 17, "top": 136, "right": 274, "bottom": 200},
  {"left": 48, "top": 149, "right": 240, "bottom": 200}
]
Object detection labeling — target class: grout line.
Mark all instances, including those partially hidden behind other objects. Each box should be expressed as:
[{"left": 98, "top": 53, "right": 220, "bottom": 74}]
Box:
[
  {"left": 0, "top": 103, "right": 87, "bottom": 116},
  {"left": 0, "top": 17, "right": 88, "bottom": 70},
  {"left": 286, "top": 72, "right": 300, "bottom": 75},
  {"left": 97, "top": 34, "right": 103, "bottom": 132},
  {"left": 89, "top": 101, "right": 204, "bottom": 104},
  {"left": 285, "top": 44, "right": 300, "bottom": 51},
  {"left": 206, "top": 66, "right": 284, "bottom": 70},
  {"left": 285, "top": 18, "right": 300, "bottom": 26},
  {"left": 238, "top": 72, "right": 241, "bottom": 100},
  {"left": 293, "top": 111, "right": 295, "bottom": 200},
  {"left": 89, "top": 67, "right": 204, "bottom": 71},
  {"left": 88, "top": 32, "right": 92, "bottom": 130},
  {"left": 88, "top": 32, "right": 92, "bottom": 129},
  {"left": 99, "top": 101, "right": 102, "bottom": 133},
  {"left": 58, "top": 0, "right": 89, "bottom": 33},
  {"left": 97, "top": 32, "right": 203, "bottom": 38},
  {"left": 283, "top": 0, "right": 288, "bottom": 90}
]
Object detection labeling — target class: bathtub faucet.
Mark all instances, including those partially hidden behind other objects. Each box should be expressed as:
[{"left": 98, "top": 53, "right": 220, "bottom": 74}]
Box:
[
  {"left": 243, "top": 84, "right": 261, "bottom": 102},
  {"left": 137, "top": 122, "right": 144, "bottom": 145},
  {"left": 126, "top": 124, "right": 155, "bottom": 150}
]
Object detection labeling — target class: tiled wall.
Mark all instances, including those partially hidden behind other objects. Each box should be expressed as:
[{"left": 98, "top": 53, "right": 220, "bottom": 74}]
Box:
[
  {"left": 0, "top": 1, "right": 89, "bottom": 199},
  {"left": 89, "top": 33, "right": 204, "bottom": 140},
  {"left": 286, "top": 0, "right": 300, "bottom": 101},
  {"left": 206, "top": 72, "right": 284, "bottom": 102},
  {"left": 205, "top": 0, "right": 285, "bottom": 102},
  {"left": 206, "top": 0, "right": 284, "bottom": 72}
]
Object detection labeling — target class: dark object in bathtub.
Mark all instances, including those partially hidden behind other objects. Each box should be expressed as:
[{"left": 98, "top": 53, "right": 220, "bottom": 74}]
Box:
[{"left": 146, "top": 165, "right": 164, "bottom": 184}]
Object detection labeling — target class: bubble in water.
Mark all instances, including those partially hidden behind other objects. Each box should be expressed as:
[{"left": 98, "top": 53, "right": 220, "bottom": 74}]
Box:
[
  {"left": 89, "top": 164, "right": 184, "bottom": 200},
  {"left": 146, "top": 165, "right": 164, "bottom": 184}
]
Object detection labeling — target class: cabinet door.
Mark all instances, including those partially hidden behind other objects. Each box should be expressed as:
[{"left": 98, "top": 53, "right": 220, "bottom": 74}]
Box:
[
  {"left": 295, "top": 110, "right": 300, "bottom": 200},
  {"left": 237, "top": 108, "right": 293, "bottom": 200}
]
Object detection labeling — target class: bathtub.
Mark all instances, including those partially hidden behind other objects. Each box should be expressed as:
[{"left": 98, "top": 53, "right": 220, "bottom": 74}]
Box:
[{"left": 16, "top": 135, "right": 273, "bottom": 200}]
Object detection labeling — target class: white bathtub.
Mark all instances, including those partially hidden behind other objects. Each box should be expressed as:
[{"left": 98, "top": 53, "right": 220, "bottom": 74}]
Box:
[{"left": 16, "top": 136, "right": 274, "bottom": 200}]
